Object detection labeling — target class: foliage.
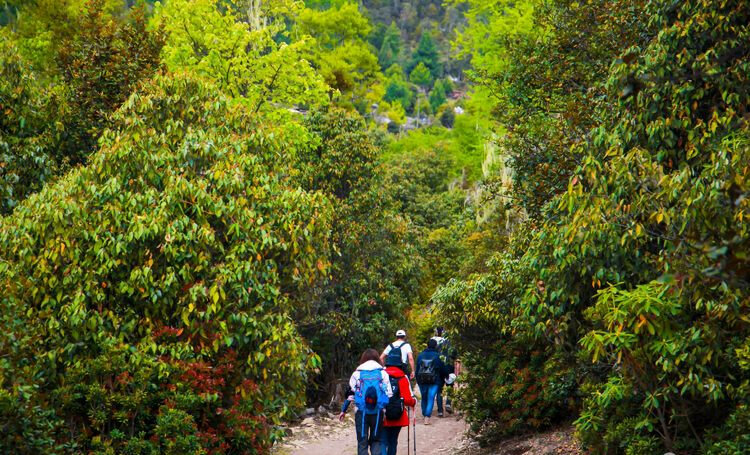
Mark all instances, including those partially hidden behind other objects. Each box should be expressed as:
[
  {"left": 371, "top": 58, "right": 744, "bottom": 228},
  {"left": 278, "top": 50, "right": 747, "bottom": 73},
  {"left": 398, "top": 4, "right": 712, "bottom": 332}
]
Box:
[
  {"left": 378, "top": 22, "right": 402, "bottom": 70},
  {"left": 439, "top": 0, "right": 750, "bottom": 452},
  {"left": 297, "top": 1, "right": 380, "bottom": 105},
  {"left": 409, "top": 62, "right": 432, "bottom": 89},
  {"left": 383, "top": 63, "right": 414, "bottom": 112},
  {"left": 154, "top": 0, "right": 327, "bottom": 112},
  {"left": 58, "top": 0, "right": 165, "bottom": 161},
  {"left": 0, "top": 40, "right": 67, "bottom": 214},
  {"left": 409, "top": 32, "right": 441, "bottom": 78},
  {"left": 0, "top": 74, "right": 332, "bottom": 453},
  {"left": 384, "top": 115, "right": 486, "bottom": 182},
  {"left": 433, "top": 234, "right": 577, "bottom": 443},
  {"left": 429, "top": 80, "right": 447, "bottom": 111},
  {"left": 1, "top": 0, "right": 164, "bottom": 215},
  {"left": 292, "top": 108, "right": 420, "bottom": 394}
]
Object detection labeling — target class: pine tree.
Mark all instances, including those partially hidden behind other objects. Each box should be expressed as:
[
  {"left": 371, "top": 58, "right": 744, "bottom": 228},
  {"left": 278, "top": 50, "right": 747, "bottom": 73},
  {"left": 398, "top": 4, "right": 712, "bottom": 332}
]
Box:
[
  {"left": 378, "top": 21, "right": 402, "bottom": 69},
  {"left": 410, "top": 32, "right": 441, "bottom": 78}
]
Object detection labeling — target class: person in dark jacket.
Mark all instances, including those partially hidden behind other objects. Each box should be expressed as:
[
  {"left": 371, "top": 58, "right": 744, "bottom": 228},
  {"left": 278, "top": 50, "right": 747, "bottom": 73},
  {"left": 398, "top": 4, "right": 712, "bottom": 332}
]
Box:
[
  {"left": 383, "top": 355, "right": 417, "bottom": 455},
  {"left": 415, "top": 338, "right": 444, "bottom": 425}
]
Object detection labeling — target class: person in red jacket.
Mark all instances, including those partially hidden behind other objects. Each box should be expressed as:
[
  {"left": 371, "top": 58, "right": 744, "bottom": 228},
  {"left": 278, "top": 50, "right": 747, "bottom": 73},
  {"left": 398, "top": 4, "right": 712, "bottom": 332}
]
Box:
[{"left": 383, "top": 354, "right": 417, "bottom": 455}]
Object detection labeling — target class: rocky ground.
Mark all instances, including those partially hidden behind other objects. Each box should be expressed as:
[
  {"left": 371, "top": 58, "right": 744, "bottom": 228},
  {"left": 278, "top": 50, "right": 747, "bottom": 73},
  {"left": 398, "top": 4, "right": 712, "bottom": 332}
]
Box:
[
  {"left": 459, "top": 426, "right": 582, "bottom": 455},
  {"left": 273, "top": 404, "right": 581, "bottom": 455},
  {"left": 273, "top": 404, "right": 467, "bottom": 455}
]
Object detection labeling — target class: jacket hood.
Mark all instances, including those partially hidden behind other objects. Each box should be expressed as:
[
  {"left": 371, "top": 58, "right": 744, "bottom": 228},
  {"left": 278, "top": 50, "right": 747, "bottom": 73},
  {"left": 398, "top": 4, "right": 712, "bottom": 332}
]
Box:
[
  {"left": 356, "top": 360, "right": 384, "bottom": 371},
  {"left": 385, "top": 366, "right": 406, "bottom": 378}
]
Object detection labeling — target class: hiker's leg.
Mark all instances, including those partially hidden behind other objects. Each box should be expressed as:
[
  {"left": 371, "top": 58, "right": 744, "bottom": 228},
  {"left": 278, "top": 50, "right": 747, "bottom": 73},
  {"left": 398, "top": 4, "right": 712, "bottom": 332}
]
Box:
[
  {"left": 436, "top": 383, "right": 444, "bottom": 415},
  {"left": 424, "top": 384, "right": 439, "bottom": 417},
  {"left": 418, "top": 383, "right": 429, "bottom": 416},
  {"left": 384, "top": 426, "right": 401, "bottom": 455},
  {"left": 355, "top": 411, "right": 369, "bottom": 455},
  {"left": 367, "top": 412, "right": 384, "bottom": 455}
]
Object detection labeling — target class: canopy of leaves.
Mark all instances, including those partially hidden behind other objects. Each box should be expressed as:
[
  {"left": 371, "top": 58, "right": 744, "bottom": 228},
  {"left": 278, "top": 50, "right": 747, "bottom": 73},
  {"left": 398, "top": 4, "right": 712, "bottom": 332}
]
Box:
[
  {"left": 154, "top": 0, "right": 327, "bottom": 112},
  {"left": 292, "top": 108, "right": 420, "bottom": 392},
  {"left": 437, "top": 0, "right": 750, "bottom": 453},
  {"left": 1, "top": 0, "right": 164, "bottom": 215},
  {"left": 0, "top": 74, "right": 332, "bottom": 453}
]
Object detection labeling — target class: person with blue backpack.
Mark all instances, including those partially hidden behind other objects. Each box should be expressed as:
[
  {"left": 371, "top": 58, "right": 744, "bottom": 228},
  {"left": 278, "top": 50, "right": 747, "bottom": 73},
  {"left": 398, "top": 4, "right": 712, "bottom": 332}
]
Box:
[
  {"left": 339, "top": 349, "right": 392, "bottom": 455},
  {"left": 415, "top": 338, "right": 445, "bottom": 425}
]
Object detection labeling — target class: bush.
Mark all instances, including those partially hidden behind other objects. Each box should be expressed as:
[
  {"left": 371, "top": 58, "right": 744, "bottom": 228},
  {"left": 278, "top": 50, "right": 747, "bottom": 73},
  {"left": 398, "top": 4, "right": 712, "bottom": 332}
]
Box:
[
  {"left": 0, "top": 40, "right": 68, "bottom": 214},
  {"left": 0, "top": 74, "right": 331, "bottom": 453},
  {"left": 434, "top": 238, "right": 578, "bottom": 444},
  {"left": 439, "top": 108, "right": 455, "bottom": 128}
]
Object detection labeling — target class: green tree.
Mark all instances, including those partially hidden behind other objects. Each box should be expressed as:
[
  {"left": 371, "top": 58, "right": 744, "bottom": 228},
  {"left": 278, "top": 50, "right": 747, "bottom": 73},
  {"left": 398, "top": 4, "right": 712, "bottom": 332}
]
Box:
[
  {"left": 1, "top": 0, "right": 164, "bottom": 214},
  {"left": 410, "top": 61, "right": 432, "bottom": 89},
  {"left": 57, "top": 0, "right": 165, "bottom": 161},
  {"left": 429, "top": 80, "right": 447, "bottom": 111},
  {"left": 0, "top": 40, "right": 67, "bottom": 214},
  {"left": 378, "top": 21, "right": 402, "bottom": 70},
  {"left": 297, "top": 1, "right": 380, "bottom": 105},
  {"left": 410, "top": 32, "right": 441, "bottom": 78},
  {"left": 0, "top": 74, "right": 332, "bottom": 453},
  {"left": 292, "top": 108, "right": 420, "bottom": 393},
  {"left": 154, "top": 0, "right": 328, "bottom": 112}
]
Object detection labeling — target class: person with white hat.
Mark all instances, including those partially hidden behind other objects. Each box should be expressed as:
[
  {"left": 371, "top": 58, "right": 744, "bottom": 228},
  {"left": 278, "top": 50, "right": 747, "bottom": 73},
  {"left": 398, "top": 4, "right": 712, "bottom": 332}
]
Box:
[{"left": 380, "top": 329, "right": 415, "bottom": 380}]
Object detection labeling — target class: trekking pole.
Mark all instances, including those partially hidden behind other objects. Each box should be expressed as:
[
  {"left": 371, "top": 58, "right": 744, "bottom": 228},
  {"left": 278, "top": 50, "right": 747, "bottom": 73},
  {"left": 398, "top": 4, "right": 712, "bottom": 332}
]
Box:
[
  {"left": 407, "top": 407, "right": 411, "bottom": 455},
  {"left": 413, "top": 406, "right": 417, "bottom": 455}
]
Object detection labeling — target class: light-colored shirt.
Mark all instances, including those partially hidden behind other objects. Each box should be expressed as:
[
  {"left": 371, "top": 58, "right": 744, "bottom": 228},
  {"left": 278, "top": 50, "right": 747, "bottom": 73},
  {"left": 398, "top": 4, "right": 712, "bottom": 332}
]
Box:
[{"left": 383, "top": 340, "right": 413, "bottom": 364}]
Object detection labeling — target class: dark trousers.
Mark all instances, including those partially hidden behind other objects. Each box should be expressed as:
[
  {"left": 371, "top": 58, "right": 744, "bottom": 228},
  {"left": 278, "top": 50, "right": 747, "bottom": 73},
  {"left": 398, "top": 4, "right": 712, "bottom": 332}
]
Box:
[
  {"left": 383, "top": 426, "right": 402, "bottom": 455},
  {"left": 355, "top": 410, "right": 383, "bottom": 455}
]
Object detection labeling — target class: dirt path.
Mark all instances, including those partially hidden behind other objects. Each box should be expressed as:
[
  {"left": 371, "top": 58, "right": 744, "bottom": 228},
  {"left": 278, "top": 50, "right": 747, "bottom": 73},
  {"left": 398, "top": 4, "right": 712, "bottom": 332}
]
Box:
[{"left": 275, "top": 405, "right": 468, "bottom": 455}]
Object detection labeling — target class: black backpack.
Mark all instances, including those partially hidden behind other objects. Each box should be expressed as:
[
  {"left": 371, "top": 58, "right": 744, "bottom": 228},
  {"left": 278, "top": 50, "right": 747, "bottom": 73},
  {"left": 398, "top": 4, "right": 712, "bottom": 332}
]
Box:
[
  {"left": 385, "top": 342, "right": 408, "bottom": 370},
  {"left": 417, "top": 357, "right": 437, "bottom": 385},
  {"left": 384, "top": 376, "right": 404, "bottom": 420}
]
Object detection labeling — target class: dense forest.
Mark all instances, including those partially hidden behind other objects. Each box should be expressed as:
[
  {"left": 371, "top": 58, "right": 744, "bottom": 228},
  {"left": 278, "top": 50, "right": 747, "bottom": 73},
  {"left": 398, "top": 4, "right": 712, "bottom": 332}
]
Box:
[{"left": 0, "top": 0, "right": 748, "bottom": 454}]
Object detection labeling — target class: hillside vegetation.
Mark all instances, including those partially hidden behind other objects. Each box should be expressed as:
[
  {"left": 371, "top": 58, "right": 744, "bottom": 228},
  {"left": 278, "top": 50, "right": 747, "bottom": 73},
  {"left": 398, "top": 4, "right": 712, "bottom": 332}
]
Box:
[{"left": 1, "top": 0, "right": 749, "bottom": 454}]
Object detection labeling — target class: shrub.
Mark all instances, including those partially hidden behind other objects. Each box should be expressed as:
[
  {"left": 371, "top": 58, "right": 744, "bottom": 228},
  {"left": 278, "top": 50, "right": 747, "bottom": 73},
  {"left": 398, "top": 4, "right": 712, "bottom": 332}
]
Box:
[
  {"left": 0, "top": 40, "right": 68, "bottom": 214},
  {"left": 0, "top": 74, "right": 331, "bottom": 453}
]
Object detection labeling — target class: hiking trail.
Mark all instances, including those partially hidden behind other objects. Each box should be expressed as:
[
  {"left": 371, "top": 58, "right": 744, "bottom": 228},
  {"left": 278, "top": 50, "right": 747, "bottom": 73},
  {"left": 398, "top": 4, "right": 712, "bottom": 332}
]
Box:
[{"left": 274, "top": 405, "right": 468, "bottom": 455}]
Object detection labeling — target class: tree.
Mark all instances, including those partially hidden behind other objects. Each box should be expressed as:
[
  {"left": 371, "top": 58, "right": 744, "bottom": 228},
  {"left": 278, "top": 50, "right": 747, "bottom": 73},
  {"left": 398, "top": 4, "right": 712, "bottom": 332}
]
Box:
[
  {"left": 410, "top": 32, "right": 441, "bottom": 78},
  {"left": 410, "top": 61, "right": 432, "bottom": 89},
  {"left": 0, "top": 74, "right": 332, "bottom": 453},
  {"left": 292, "top": 108, "right": 420, "bottom": 394},
  {"left": 0, "top": 40, "right": 67, "bottom": 215},
  {"left": 57, "top": 0, "right": 165, "bottom": 161},
  {"left": 378, "top": 21, "right": 402, "bottom": 70},
  {"left": 429, "top": 80, "right": 447, "bottom": 111},
  {"left": 154, "top": 0, "right": 328, "bottom": 112},
  {"left": 296, "top": 1, "right": 380, "bottom": 105},
  {"left": 1, "top": 0, "right": 164, "bottom": 215}
]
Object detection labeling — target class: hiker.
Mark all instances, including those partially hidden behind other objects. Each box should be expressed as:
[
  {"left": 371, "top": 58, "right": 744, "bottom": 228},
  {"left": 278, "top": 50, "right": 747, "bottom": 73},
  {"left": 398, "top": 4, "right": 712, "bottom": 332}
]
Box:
[
  {"left": 431, "top": 327, "right": 455, "bottom": 417},
  {"left": 339, "top": 349, "right": 392, "bottom": 455},
  {"left": 383, "top": 351, "right": 417, "bottom": 455},
  {"left": 380, "top": 329, "right": 415, "bottom": 380},
  {"left": 415, "top": 338, "right": 445, "bottom": 425}
]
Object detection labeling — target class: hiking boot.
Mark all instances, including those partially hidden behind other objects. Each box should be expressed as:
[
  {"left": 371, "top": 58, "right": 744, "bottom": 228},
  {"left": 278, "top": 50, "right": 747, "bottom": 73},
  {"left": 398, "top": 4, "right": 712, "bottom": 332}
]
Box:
[{"left": 424, "top": 417, "right": 431, "bottom": 425}]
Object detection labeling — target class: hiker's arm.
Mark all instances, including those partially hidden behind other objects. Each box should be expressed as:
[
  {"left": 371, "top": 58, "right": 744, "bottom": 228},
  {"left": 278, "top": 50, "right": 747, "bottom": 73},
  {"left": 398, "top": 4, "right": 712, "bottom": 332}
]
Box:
[
  {"left": 339, "top": 384, "right": 354, "bottom": 421},
  {"left": 381, "top": 370, "right": 393, "bottom": 397}
]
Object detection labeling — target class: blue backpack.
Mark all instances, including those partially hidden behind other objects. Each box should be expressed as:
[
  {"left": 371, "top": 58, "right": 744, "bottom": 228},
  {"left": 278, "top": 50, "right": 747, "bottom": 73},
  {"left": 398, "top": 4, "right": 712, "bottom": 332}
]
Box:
[{"left": 354, "top": 369, "right": 389, "bottom": 435}]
